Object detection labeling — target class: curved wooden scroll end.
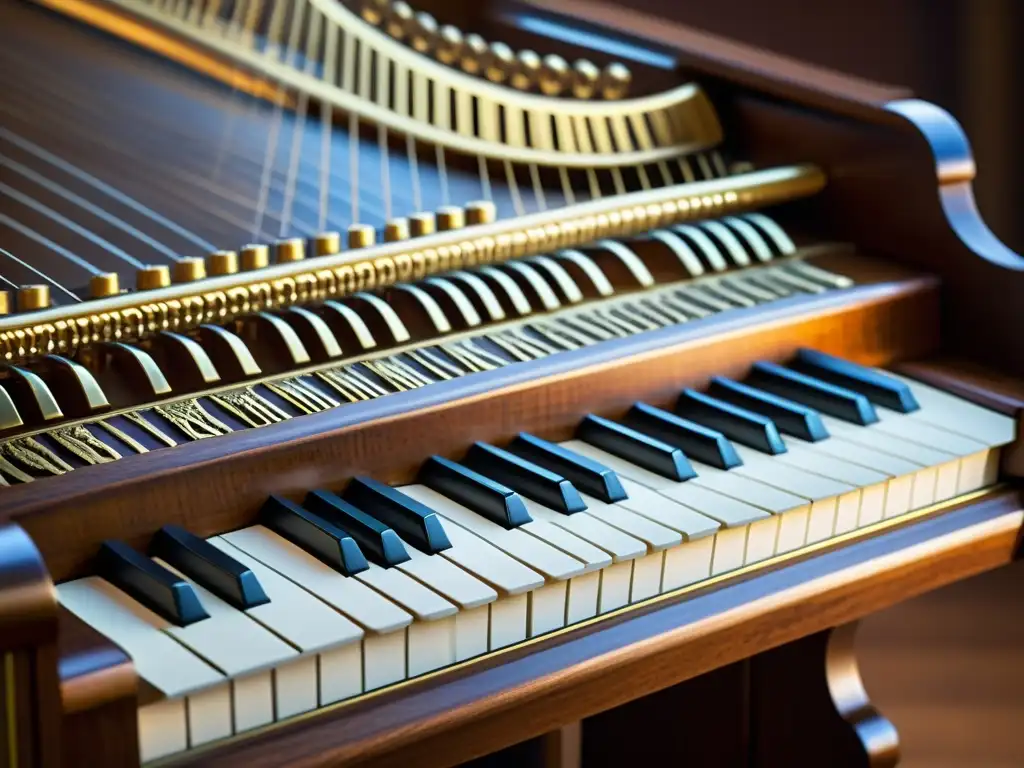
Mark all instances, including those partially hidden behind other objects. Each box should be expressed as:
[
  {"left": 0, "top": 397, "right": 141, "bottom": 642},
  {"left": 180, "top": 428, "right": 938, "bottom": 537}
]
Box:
[{"left": 749, "top": 623, "right": 899, "bottom": 768}]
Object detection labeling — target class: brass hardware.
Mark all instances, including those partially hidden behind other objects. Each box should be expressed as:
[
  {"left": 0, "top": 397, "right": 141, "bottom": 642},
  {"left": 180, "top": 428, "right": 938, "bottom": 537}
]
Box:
[
  {"left": 436, "top": 206, "right": 465, "bottom": 231},
  {"left": 436, "top": 25, "right": 463, "bottom": 66},
  {"left": 385, "top": 0, "right": 412, "bottom": 39},
  {"left": 384, "top": 218, "right": 410, "bottom": 242},
  {"left": 276, "top": 238, "right": 306, "bottom": 263},
  {"left": 95, "top": 419, "right": 148, "bottom": 454},
  {"left": 409, "top": 212, "right": 437, "bottom": 237},
  {"left": 156, "top": 398, "right": 231, "bottom": 440},
  {"left": 572, "top": 59, "right": 600, "bottom": 99},
  {"left": 45, "top": 355, "right": 110, "bottom": 412},
  {"left": 361, "top": 0, "right": 388, "bottom": 25},
  {"left": 136, "top": 265, "right": 171, "bottom": 291},
  {"left": 0, "top": 388, "right": 22, "bottom": 431},
  {"left": 347, "top": 224, "right": 377, "bottom": 249},
  {"left": 487, "top": 42, "right": 514, "bottom": 83},
  {"left": 0, "top": 291, "right": 8, "bottom": 316},
  {"left": 16, "top": 285, "right": 50, "bottom": 311},
  {"left": 601, "top": 62, "right": 632, "bottom": 100},
  {"left": 1, "top": 437, "right": 71, "bottom": 475},
  {"left": 539, "top": 55, "right": 569, "bottom": 97},
  {"left": 199, "top": 325, "right": 262, "bottom": 378},
  {"left": 212, "top": 387, "right": 290, "bottom": 428},
  {"left": 53, "top": 425, "right": 121, "bottom": 465},
  {"left": 240, "top": 244, "right": 270, "bottom": 271},
  {"left": 173, "top": 257, "right": 206, "bottom": 283},
  {"left": 314, "top": 232, "right": 342, "bottom": 256},
  {"left": 207, "top": 250, "right": 239, "bottom": 276},
  {"left": 460, "top": 33, "right": 488, "bottom": 75},
  {"left": 89, "top": 272, "right": 120, "bottom": 298},
  {"left": 512, "top": 50, "right": 541, "bottom": 91},
  {"left": 124, "top": 410, "right": 177, "bottom": 447},
  {"left": 0, "top": 168, "right": 826, "bottom": 363},
  {"left": 104, "top": 342, "right": 172, "bottom": 397},
  {"left": 410, "top": 11, "right": 436, "bottom": 54},
  {"left": 465, "top": 201, "right": 497, "bottom": 226}
]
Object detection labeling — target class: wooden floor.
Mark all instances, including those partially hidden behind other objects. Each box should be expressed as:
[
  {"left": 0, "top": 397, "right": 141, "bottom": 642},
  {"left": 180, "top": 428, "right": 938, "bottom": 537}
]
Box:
[{"left": 859, "top": 559, "right": 1024, "bottom": 767}]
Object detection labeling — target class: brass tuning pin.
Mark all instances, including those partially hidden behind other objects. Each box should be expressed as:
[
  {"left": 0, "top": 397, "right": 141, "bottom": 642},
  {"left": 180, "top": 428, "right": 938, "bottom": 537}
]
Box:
[
  {"left": 461, "top": 33, "right": 488, "bottom": 75},
  {"left": 89, "top": 272, "right": 121, "bottom": 298},
  {"left": 17, "top": 285, "right": 50, "bottom": 311},
  {"left": 486, "top": 42, "right": 514, "bottom": 84},
  {"left": 276, "top": 238, "right": 306, "bottom": 263},
  {"left": 601, "top": 62, "right": 632, "bottom": 100},
  {"left": 314, "top": 232, "right": 342, "bottom": 256},
  {"left": 136, "top": 265, "right": 171, "bottom": 291},
  {"left": 512, "top": 50, "right": 542, "bottom": 91},
  {"left": 348, "top": 223, "right": 376, "bottom": 249},
  {"left": 466, "top": 200, "right": 497, "bottom": 226},
  {"left": 361, "top": 0, "right": 388, "bottom": 25},
  {"left": 572, "top": 59, "right": 600, "bottom": 99},
  {"left": 386, "top": 1, "right": 413, "bottom": 39},
  {"left": 409, "top": 212, "right": 436, "bottom": 237},
  {"left": 411, "top": 12, "right": 437, "bottom": 54},
  {"left": 385, "top": 218, "right": 411, "bottom": 242},
  {"left": 173, "top": 257, "right": 206, "bottom": 283},
  {"left": 207, "top": 250, "right": 239, "bottom": 276},
  {"left": 0, "top": 290, "right": 9, "bottom": 315},
  {"left": 436, "top": 25, "right": 464, "bottom": 66},
  {"left": 240, "top": 244, "right": 270, "bottom": 271},
  {"left": 539, "top": 54, "right": 569, "bottom": 97},
  {"left": 436, "top": 206, "right": 465, "bottom": 231}
]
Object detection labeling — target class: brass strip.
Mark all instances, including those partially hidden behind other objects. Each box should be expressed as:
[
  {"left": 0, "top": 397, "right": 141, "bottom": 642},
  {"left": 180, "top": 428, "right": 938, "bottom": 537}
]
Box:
[
  {"left": 124, "top": 411, "right": 178, "bottom": 448},
  {"left": 152, "top": 485, "right": 1006, "bottom": 767},
  {"left": 52, "top": 426, "right": 122, "bottom": 465},
  {"left": 0, "top": 166, "right": 826, "bottom": 364},
  {"left": 4, "top": 652, "right": 15, "bottom": 768},
  {"left": 0, "top": 455, "right": 33, "bottom": 485},
  {"left": 155, "top": 400, "right": 232, "bottom": 440}
]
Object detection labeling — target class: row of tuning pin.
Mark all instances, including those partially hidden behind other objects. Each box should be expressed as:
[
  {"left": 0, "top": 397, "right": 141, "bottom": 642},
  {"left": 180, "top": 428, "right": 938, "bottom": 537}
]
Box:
[
  {"left": 0, "top": 202, "right": 497, "bottom": 314},
  {"left": 361, "top": 0, "right": 631, "bottom": 99}
]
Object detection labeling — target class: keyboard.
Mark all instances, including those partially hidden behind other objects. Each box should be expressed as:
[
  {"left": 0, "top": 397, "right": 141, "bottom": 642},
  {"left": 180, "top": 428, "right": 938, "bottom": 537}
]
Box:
[{"left": 54, "top": 350, "right": 1015, "bottom": 762}]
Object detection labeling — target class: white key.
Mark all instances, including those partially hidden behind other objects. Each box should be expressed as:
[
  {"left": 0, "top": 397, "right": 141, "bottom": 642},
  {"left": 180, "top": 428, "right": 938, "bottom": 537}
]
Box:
[
  {"left": 408, "top": 615, "right": 457, "bottom": 676},
  {"left": 355, "top": 562, "right": 456, "bottom": 621},
  {"left": 599, "top": 561, "right": 633, "bottom": 612},
  {"left": 566, "top": 570, "right": 601, "bottom": 623},
  {"left": 886, "top": 372, "right": 1017, "bottom": 445},
  {"left": 578, "top": 494, "right": 682, "bottom": 551},
  {"left": 613, "top": 479, "right": 721, "bottom": 540},
  {"left": 208, "top": 537, "right": 364, "bottom": 707},
  {"left": 873, "top": 410, "right": 987, "bottom": 457},
  {"left": 400, "top": 485, "right": 585, "bottom": 580},
  {"left": 630, "top": 551, "right": 665, "bottom": 601},
  {"left": 153, "top": 558, "right": 298, "bottom": 728},
  {"left": 522, "top": 498, "right": 649, "bottom": 561},
  {"left": 521, "top": 519, "right": 614, "bottom": 571},
  {"left": 661, "top": 537, "right": 715, "bottom": 591},
  {"left": 222, "top": 527, "right": 412, "bottom": 691},
  {"left": 57, "top": 578, "right": 225, "bottom": 760}
]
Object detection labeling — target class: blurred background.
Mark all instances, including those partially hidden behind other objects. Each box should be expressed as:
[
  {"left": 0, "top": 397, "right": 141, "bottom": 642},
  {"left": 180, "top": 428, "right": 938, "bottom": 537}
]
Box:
[{"left": 620, "top": 1, "right": 1024, "bottom": 764}]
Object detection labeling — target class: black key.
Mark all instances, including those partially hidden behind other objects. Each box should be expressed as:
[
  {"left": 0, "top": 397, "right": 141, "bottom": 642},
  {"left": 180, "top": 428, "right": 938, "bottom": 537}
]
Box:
[
  {"left": 508, "top": 433, "right": 627, "bottom": 503},
  {"left": 576, "top": 414, "right": 697, "bottom": 481},
  {"left": 260, "top": 495, "right": 368, "bottom": 576},
  {"left": 342, "top": 477, "right": 452, "bottom": 555},
  {"left": 708, "top": 377, "right": 830, "bottom": 442},
  {"left": 304, "top": 491, "right": 411, "bottom": 567},
  {"left": 791, "top": 349, "right": 921, "bottom": 413},
  {"left": 96, "top": 540, "right": 209, "bottom": 626},
  {"left": 418, "top": 456, "right": 532, "bottom": 529},
  {"left": 747, "top": 361, "right": 879, "bottom": 425},
  {"left": 624, "top": 403, "right": 742, "bottom": 470},
  {"left": 463, "top": 442, "right": 587, "bottom": 515},
  {"left": 674, "top": 389, "right": 787, "bottom": 455},
  {"left": 150, "top": 525, "right": 270, "bottom": 610}
]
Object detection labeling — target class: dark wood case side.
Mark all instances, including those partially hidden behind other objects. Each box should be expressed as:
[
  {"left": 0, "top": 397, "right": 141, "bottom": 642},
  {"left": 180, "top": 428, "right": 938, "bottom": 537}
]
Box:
[{"left": 0, "top": 523, "right": 60, "bottom": 768}]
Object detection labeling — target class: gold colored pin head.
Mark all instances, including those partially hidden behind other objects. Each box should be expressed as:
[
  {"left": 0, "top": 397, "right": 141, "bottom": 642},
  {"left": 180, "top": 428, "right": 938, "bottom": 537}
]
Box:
[
  {"left": 207, "top": 250, "right": 239, "bottom": 276},
  {"left": 387, "top": 1, "right": 413, "bottom": 39},
  {"left": 539, "top": 55, "right": 569, "bottom": 97},
  {"left": 572, "top": 59, "right": 600, "bottom": 99},
  {"left": 385, "top": 218, "right": 411, "bottom": 242},
  {"left": 437, "top": 25, "right": 464, "bottom": 66},
  {"left": 314, "top": 232, "right": 342, "bottom": 256},
  {"left": 601, "top": 62, "right": 632, "bottom": 99},
  {"left": 174, "top": 257, "right": 206, "bottom": 283},
  {"left": 436, "top": 206, "right": 465, "bottom": 231},
  {"left": 240, "top": 244, "right": 270, "bottom": 271},
  {"left": 276, "top": 238, "right": 306, "bottom": 263},
  {"left": 136, "top": 265, "right": 171, "bottom": 291},
  {"left": 0, "top": 290, "right": 9, "bottom": 315},
  {"left": 17, "top": 284, "right": 50, "bottom": 311},
  {"left": 361, "top": 0, "right": 388, "bottom": 25},
  {"left": 411, "top": 12, "right": 437, "bottom": 54},
  {"left": 348, "top": 224, "right": 377, "bottom": 249},
  {"left": 461, "top": 33, "right": 488, "bottom": 75},
  {"left": 89, "top": 272, "right": 121, "bottom": 298},
  {"left": 512, "top": 50, "right": 542, "bottom": 91},
  {"left": 466, "top": 200, "right": 497, "bottom": 226},
  {"left": 409, "top": 212, "right": 436, "bottom": 237},
  {"left": 487, "top": 42, "right": 514, "bottom": 83}
]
